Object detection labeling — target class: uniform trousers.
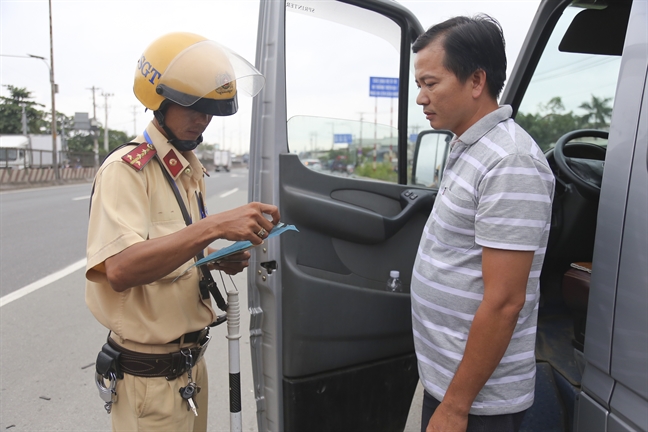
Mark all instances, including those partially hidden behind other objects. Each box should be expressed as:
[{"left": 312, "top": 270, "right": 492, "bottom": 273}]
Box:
[
  {"left": 421, "top": 390, "right": 526, "bottom": 432},
  {"left": 109, "top": 335, "right": 209, "bottom": 432}
]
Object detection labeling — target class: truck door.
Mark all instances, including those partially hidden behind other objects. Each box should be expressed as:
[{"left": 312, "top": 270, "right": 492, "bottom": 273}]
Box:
[{"left": 248, "top": 1, "right": 437, "bottom": 431}]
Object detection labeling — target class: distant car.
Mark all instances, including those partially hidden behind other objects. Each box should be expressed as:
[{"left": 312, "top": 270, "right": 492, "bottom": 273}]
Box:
[
  {"left": 329, "top": 158, "right": 347, "bottom": 173},
  {"left": 301, "top": 158, "right": 322, "bottom": 171}
]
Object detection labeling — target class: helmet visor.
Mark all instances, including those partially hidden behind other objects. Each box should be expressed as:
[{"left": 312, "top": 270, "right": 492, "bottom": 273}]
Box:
[{"left": 157, "top": 40, "right": 265, "bottom": 107}]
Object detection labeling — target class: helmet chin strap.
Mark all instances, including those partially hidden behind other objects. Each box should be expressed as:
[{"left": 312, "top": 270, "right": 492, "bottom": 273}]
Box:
[{"left": 153, "top": 108, "right": 203, "bottom": 152}]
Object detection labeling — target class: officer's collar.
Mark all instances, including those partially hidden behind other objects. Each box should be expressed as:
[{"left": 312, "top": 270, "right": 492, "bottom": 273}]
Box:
[{"left": 144, "top": 123, "right": 192, "bottom": 180}]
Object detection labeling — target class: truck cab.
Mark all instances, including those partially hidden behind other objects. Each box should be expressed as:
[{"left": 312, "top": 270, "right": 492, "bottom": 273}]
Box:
[
  {"left": 214, "top": 149, "right": 232, "bottom": 172},
  {"left": 248, "top": 1, "right": 647, "bottom": 430}
]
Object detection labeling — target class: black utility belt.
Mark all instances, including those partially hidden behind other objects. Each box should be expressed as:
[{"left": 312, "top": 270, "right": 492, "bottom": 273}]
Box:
[{"left": 96, "top": 330, "right": 210, "bottom": 381}]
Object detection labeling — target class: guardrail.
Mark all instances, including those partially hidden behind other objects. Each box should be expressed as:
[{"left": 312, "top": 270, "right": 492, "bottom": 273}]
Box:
[{"left": 0, "top": 148, "right": 99, "bottom": 187}]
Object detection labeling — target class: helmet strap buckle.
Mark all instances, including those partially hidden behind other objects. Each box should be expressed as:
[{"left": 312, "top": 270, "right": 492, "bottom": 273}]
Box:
[{"left": 154, "top": 103, "right": 202, "bottom": 152}]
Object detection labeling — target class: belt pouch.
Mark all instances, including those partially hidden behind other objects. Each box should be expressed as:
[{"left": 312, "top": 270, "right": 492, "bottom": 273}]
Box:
[{"left": 96, "top": 343, "right": 123, "bottom": 379}]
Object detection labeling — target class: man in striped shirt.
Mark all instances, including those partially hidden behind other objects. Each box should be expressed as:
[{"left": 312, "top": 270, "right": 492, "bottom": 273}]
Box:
[{"left": 411, "top": 15, "right": 555, "bottom": 432}]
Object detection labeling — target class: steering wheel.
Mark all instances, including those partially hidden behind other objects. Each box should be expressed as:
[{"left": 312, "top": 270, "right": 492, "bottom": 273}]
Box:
[{"left": 553, "top": 129, "right": 608, "bottom": 199}]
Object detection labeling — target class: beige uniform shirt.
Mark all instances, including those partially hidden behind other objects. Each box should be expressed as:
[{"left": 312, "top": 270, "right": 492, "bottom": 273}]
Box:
[{"left": 85, "top": 122, "right": 215, "bottom": 345}]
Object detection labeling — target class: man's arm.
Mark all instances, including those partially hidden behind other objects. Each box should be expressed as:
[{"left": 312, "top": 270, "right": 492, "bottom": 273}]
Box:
[
  {"left": 104, "top": 202, "right": 279, "bottom": 292},
  {"left": 426, "top": 247, "right": 534, "bottom": 432}
]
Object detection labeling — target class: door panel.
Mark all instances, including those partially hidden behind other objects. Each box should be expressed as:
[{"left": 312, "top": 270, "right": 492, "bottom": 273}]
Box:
[
  {"left": 279, "top": 153, "right": 430, "bottom": 430},
  {"left": 280, "top": 154, "right": 433, "bottom": 378}
]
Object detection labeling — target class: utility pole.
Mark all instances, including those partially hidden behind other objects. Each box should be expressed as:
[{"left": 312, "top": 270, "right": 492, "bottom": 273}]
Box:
[
  {"left": 48, "top": 0, "right": 59, "bottom": 181},
  {"left": 87, "top": 86, "right": 100, "bottom": 166},
  {"left": 20, "top": 103, "right": 28, "bottom": 135},
  {"left": 131, "top": 105, "right": 139, "bottom": 137},
  {"left": 102, "top": 92, "right": 114, "bottom": 151},
  {"left": 357, "top": 111, "right": 369, "bottom": 167}
]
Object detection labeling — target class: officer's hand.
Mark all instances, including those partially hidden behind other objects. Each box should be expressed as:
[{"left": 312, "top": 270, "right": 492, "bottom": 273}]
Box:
[
  {"left": 207, "top": 250, "right": 250, "bottom": 275},
  {"left": 207, "top": 202, "right": 280, "bottom": 245}
]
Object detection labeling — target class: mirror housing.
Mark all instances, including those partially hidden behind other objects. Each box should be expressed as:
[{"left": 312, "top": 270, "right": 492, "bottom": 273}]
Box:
[{"left": 411, "top": 130, "right": 453, "bottom": 188}]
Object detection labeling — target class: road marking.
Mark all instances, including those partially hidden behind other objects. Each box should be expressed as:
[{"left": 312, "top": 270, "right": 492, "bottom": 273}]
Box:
[
  {"left": 72, "top": 195, "right": 91, "bottom": 201},
  {"left": 219, "top": 188, "right": 239, "bottom": 198},
  {"left": 0, "top": 258, "right": 87, "bottom": 308}
]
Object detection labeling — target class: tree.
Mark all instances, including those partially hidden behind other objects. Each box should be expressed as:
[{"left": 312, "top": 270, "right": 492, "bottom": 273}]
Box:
[
  {"left": 0, "top": 85, "right": 49, "bottom": 134},
  {"left": 66, "top": 127, "right": 132, "bottom": 154},
  {"left": 579, "top": 95, "right": 612, "bottom": 129},
  {"left": 516, "top": 96, "right": 585, "bottom": 151}
]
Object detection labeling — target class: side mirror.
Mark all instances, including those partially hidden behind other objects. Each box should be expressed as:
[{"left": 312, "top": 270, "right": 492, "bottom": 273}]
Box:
[{"left": 411, "top": 130, "right": 453, "bottom": 188}]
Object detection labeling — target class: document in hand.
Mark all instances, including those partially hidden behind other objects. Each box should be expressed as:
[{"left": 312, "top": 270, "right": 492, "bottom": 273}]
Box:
[{"left": 196, "top": 222, "right": 299, "bottom": 266}]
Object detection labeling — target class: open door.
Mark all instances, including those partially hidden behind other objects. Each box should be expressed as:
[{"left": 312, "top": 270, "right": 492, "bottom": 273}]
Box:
[{"left": 248, "top": 1, "right": 431, "bottom": 431}]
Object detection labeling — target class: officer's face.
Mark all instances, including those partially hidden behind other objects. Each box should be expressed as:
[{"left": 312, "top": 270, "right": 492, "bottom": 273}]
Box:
[
  {"left": 165, "top": 103, "right": 213, "bottom": 141},
  {"left": 414, "top": 40, "right": 475, "bottom": 137}
]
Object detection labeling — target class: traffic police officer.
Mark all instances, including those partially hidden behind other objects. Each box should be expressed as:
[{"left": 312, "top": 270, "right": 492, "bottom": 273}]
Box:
[{"left": 85, "top": 32, "right": 279, "bottom": 432}]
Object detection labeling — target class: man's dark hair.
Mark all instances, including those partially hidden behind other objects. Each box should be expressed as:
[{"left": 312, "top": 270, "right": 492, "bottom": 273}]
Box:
[{"left": 412, "top": 15, "right": 507, "bottom": 99}]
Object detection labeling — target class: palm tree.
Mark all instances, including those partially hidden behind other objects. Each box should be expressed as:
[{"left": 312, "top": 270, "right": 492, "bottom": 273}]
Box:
[{"left": 579, "top": 95, "right": 612, "bottom": 129}]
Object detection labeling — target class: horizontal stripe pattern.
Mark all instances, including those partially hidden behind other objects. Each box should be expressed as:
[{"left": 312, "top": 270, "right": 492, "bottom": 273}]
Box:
[{"left": 412, "top": 106, "right": 554, "bottom": 416}]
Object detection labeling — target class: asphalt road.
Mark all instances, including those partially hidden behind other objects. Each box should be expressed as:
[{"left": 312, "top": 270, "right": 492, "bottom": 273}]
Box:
[
  {"left": 0, "top": 168, "right": 423, "bottom": 431},
  {"left": 0, "top": 169, "right": 261, "bottom": 431}
]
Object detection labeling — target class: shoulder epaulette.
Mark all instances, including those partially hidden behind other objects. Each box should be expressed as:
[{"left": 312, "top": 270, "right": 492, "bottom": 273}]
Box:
[{"left": 121, "top": 142, "right": 157, "bottom": 171}]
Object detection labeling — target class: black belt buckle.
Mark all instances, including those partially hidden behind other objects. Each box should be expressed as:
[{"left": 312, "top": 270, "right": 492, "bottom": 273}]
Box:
[{"left": 165, "top": 332, "right": 210, "bottom": 380}]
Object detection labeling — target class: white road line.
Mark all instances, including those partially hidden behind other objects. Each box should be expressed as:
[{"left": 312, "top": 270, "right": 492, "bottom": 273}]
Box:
[
  {"left": 0, "top": 258, "right": 87, "bottom": 308},
  {"left": 72, "top": 195, "right": 91, "bottom": 201},
  {"left": 219, "top": 188, "right": 239, "bottom": 198}
]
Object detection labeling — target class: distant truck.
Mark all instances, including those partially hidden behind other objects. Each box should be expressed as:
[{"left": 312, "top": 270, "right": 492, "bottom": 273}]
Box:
[
  {"left": 213, "top": 149, "right": 232, "bottom": 172},
  {"left": 0, "top": 134, "right": 62, "bottom": 169}
]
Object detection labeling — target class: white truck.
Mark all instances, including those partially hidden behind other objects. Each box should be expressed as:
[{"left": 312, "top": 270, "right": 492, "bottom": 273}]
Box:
[
  {"left": 213, "top": 149, "right": 231, "bottom": 172},
  {"left": 0, "top": 134, "right": 61, "bottom": 169}
]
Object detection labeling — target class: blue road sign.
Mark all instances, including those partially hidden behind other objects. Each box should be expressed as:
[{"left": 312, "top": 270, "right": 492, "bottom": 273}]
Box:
[
  {"left": 370, "top": 77, "right": 399, "bottom": 98},
  {"left": 334, "top": 134, "right": 353, "bottom": 144}
]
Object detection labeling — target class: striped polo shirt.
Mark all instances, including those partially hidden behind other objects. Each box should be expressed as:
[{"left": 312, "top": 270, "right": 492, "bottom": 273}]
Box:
[{"left": 411, "top": 105, "right": 555, "bottom": 415}]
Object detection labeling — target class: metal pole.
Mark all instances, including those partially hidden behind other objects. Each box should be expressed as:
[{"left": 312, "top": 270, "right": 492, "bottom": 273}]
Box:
[
  {"left": 88, "top": 86, "right": 100, "bottom": 166},
  {"left": 102, "top": 92, "right": 113, "bottom": 152},
  {"left": 373, "top": 97, "right": 377, "bottom": 170},
  {"left": 48, "top": 0, "right": 59, "bottom": 181},
  {"left": 226, "top": 290, "right": 242, "bottom": 432},
  {"left": 21, "top": 103, "right": 28, "bottom": 135},
  {"left": 132, "top": 105, "right": 138, "bottom": 136}
]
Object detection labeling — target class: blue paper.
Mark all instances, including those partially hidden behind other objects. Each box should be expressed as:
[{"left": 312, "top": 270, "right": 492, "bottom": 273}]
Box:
[{"left": 194, "top": 223, "right": 298, "bottom": 267}]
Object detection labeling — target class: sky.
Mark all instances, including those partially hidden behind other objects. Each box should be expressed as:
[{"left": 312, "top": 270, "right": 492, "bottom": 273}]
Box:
[{"left": 0, "top": 0, "right": 541, "bottom": 154}]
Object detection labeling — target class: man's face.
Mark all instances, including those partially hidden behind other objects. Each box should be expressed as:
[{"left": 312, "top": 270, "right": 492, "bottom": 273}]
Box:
[
  {"left": 414, "top": 40, "right": 475, "bottom": 137},
  {"left": 164, "top": 103, "right": 213, "bottom": 141}
]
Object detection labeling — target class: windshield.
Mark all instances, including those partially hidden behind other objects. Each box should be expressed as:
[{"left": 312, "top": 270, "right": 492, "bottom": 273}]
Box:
[
  {"left": 0, "top": 148, "right": 18, "bottom": 161},
  {"left": 516, "top": 2, "right": 626, "bottom": 150}
]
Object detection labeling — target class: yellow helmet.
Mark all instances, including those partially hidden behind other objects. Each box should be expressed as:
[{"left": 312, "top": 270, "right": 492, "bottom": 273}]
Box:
[{"left": 133, "top": 32, "right": 264, "bottom": 116}]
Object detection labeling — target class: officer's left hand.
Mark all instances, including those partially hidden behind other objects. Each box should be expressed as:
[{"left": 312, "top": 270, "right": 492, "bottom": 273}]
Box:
[{"left": 206, "top": 250, "right": 251, "bottom": 275}]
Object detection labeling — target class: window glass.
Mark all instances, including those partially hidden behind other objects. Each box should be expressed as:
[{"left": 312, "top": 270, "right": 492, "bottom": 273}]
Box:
[
  {"left": 407, "top": 56, "right": 431, "bottom": 185},
  {"left": 412, "top": 131, "right": 452, "bottom": 188},
  {"left": 0, "top": 148, "right": 18, "bottom": 161},
  {"left": 285, "top": 1, "right": 401, "bottom": 182},
  {"left": 517, "top": 3, "right": 623, "bottom": 151}
]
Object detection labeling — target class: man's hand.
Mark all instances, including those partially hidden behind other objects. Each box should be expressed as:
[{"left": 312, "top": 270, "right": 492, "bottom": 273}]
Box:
[
  {"left": 204, "top": 202, "right": 280, "bottom": 245},
  {"left": 426, "top": 402, "right": 468, "bottom": 432},
  {"left": 206, "top": 250, "right": 250, "bottom": 275}
]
